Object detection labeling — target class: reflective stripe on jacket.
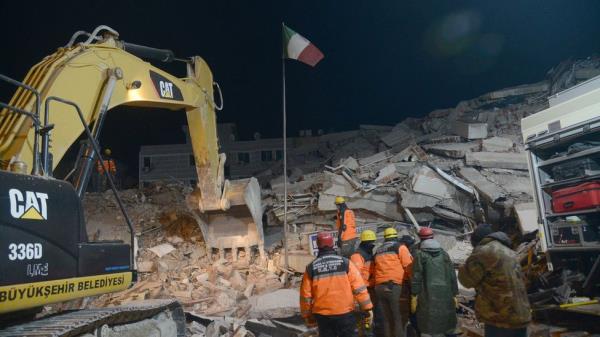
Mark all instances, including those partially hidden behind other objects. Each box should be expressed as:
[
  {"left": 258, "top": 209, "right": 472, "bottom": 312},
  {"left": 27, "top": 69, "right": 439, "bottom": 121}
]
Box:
[
  {"left": 374, "top": 240, "right": 413, "bottom": 285},
  {"left": 300, "top": 250, "right": 373, "bottom": 317},
  {"left": 336, "top": 208, "right": 357, "bottom": 241},
  {"left": 350, "top": 247, "right": 375, "bottom": 287},
  {"left": 97, "top": 159, "right": 116, "bottom": 174}
]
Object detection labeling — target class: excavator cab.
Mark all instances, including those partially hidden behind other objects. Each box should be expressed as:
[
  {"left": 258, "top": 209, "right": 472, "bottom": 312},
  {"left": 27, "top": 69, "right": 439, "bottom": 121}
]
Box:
[{"left": 0, "top": 26, "right": 264, "bottom": 315}]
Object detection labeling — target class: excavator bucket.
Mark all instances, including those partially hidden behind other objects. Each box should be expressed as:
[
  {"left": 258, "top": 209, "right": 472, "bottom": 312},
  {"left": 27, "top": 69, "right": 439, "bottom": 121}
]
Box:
[{"left": 189, "top": 177, "right": 265, "bottom": 256}]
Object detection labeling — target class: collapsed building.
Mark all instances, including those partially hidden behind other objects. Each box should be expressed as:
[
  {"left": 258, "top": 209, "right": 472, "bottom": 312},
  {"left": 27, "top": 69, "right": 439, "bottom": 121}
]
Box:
[{"left": 79, "top": 56, "right": 600, "bottom": 336}]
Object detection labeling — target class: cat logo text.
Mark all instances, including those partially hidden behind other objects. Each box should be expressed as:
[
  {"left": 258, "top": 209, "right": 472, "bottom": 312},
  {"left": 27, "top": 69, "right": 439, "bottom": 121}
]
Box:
[{"left": 8, "top": 189, "right": 48, "bottom": 220}]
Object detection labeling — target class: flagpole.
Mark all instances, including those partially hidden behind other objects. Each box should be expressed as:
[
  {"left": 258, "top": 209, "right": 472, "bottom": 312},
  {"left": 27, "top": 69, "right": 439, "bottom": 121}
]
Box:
[{"left": 282, "top": 22, "right": 289, "bottom": 271}]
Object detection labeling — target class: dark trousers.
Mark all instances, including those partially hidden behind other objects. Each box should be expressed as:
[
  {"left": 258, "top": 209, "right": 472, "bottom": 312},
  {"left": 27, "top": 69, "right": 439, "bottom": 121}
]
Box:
[
  {"left": 375, "top": 283, "right": 405, "bottom": 337},
  {"left": 369, "top": 288, "right": 385, "bottom": 337},
  {"left": 484, "top": 325, "right": 527, "bottom": 337},
  {"left": 314, "top": 312, "right": 358, "bottom": 337}
]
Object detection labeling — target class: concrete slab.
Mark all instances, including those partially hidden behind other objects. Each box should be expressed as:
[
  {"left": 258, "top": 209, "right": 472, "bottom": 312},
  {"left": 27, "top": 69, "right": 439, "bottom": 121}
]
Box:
[
  {"left": 358, "top": 150, "right": 392, "bottom": 166},
  {"left": 411, "top": 166, "right": 454, "bottom": 199},
  {"left": 482, "top": 81, "right": 549, "bottom": 100},
  {"left": 423, "top": 142, "right": 480, "bottom": 159},
  {"left": 466, "top": 152, "right": 528, "bottom": 170},
  {"left": 458, "top": 167, "right": 505, "bottom": 202},
  {"left": 399, "top": 190, "right": 438, "bottom": 209},
  {"left": 394, "top": 162, "right": 417, "bottom": 175},
  {"left": 482, "top": 137, "right": 514, "bottom": 152},
  {"left": 482, "top": 171, "right": 533, "bottom": 197},
  {"left": 381, "top": 126, "right": 414, "bottom": 148},
  {"left": 390, "top": 145, "right": 428, "bottom": 162}
]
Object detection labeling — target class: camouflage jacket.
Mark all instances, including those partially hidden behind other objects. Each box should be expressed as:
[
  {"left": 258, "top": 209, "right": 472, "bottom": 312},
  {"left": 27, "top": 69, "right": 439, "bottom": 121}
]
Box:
[{"left": 458, "top": 232, "right": 531, "bottom": 329}]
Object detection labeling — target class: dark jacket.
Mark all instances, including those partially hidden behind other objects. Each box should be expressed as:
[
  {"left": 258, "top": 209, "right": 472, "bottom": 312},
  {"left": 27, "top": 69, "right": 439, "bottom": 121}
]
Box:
[
  {"left": 411, "top": 239, "right": 458, "bottom": 334},
  {"left": 458, "top": 232, "right": 531, "bottom": 329}
]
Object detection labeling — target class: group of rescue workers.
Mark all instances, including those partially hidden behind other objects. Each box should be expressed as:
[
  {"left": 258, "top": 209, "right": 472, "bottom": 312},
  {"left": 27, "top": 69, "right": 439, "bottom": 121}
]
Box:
[{"left": 300, "top": 197, "right": 532, "bottom": 337}]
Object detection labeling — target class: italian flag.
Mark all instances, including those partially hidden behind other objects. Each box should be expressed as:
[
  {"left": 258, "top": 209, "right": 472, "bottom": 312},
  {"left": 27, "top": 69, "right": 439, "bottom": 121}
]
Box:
[{"left": 282, "top": 24, "right": 324, "bottom": 67}]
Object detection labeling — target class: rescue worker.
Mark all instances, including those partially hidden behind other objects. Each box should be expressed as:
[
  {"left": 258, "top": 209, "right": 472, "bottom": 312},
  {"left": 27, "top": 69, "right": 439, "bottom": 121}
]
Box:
[
  {"left": 458, "top": 224, "right": 531, "bottom": 337},
  {"left": 410, "top": 238, "right": 458, "bottom": 337},
  {"left": 350, "top": 230, "right": 381, "bottom": 337},
  {"left": 301, "top": 232, "right": 374, "bottom": 337},
  {"left": 417, "top": 227, "right": 434, "bottom": 244},
  {"left": 96, "top": 148, "right": 118, "bottom": 191},
  {"left": 406, "top": 231, "right": 427, "bottom": 336},
  {"left": 398, "top": 235, "right": 416, "bottom": 333},
  {"left": 335, "top": 196, "right": 358, "bottom": 257},
  {"left": 374, "top": 227, "right": 413, "bottom": 337}
]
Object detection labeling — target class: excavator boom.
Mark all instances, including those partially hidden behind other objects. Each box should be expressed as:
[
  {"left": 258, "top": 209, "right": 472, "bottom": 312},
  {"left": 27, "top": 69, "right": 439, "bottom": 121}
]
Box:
[{"left": 0, "top": 27, "right": 264, "bottom": 295}]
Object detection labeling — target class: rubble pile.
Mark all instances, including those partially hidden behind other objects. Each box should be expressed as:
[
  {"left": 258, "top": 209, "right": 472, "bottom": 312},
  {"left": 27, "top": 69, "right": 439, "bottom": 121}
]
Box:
[
  {"left": 83, "top": 185, "right": 300, "bottom": 320},
  {"left": 261, "top": 57, "right": 600, "bottom": 266}
]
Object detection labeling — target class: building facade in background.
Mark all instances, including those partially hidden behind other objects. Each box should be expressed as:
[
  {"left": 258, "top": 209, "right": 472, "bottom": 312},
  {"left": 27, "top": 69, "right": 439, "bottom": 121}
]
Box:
[{"left": 139, "top": 123, "right": 391, "bottom": 186}]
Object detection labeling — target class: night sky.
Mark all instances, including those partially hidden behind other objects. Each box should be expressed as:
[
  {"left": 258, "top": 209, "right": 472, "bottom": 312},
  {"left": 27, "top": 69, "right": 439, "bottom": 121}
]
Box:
[{"left": 2, "top": 0, "right": 600, "bottom": 175}]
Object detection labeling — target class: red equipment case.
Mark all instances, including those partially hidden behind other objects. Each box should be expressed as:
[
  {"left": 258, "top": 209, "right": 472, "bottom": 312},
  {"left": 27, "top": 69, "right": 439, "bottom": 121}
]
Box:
[{"left": 552, "top": 181, "right": 600, "bottom": 213}]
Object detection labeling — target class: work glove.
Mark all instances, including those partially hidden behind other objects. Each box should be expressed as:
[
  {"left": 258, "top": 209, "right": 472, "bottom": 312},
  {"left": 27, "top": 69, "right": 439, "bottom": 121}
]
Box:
[
  {"left": 455, "top": 297, "right": 459, "bottom": 309},
  {"left": 410, "top": 295, "right": 418, "bottom": 314},
  {"left": 304, "top": 316, "right": 317, "bottom": 328}
]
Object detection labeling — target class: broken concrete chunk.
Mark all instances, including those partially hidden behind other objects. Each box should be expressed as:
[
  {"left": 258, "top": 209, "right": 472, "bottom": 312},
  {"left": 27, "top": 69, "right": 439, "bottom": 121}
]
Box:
[
  {"left": 452, "top": 121, "right": 488, "bottom": 139},
  {"left": 148, "top": 243, "right": 176, "bottom": 258},
  {"left": 166, "top": 235, "right": 184, "bottom": 244},
  {"left": 358, "top": 150, "right": 392, "bottom": 166},
  {"left": 229, "top": 270, "right": 246, "bottom": 290},
  {"left": 466, "top": 151, "right": 528, "bottom": 170},
  {"left": 249, "top": 289, "right": 300, "bottom": 318},
  {"left": 243, "top": 283, "right": 255, "bottom": 298},
  {"left": 514, "top": 202, "right": 538, "bottom": 235},
  {"left": 482, "top": 137, "right": 514, "bottom": 152},
  {"left": 374, "top": 163, "right": 400, "bottom": 183},
  {"left": 137, "top": 260, "right": 155, "bottom": 273},
  {"left": 341, "top": 156, "right": 359, "bottom": 170}
]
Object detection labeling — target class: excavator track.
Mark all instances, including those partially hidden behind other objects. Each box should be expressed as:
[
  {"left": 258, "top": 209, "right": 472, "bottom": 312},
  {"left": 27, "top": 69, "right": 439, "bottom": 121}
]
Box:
[{"left": 0, "top": 299, "right": 185, "bottom": 337}]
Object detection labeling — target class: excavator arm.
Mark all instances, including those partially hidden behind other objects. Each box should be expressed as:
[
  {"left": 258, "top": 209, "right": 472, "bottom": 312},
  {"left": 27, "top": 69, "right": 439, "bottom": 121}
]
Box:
[{"left": 0, "top": 27, "right": 264, "bottom": 253}]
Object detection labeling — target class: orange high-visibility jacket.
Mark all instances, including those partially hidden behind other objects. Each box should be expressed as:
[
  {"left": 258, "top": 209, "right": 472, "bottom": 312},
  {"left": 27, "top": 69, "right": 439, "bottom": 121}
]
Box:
[
  {"left": 350, "top": 247, "right": 375, "bottom": 288},
  {"left": 300, "top": 251, "right": 373, "bottom": 318},
  {"left": 97, "top": 159, "right": 117, "bottom": 174},
  {"left": 374, "top": 240, "right": 413, "bottom": 285},
  {"left": 336, "top": 208, "right": 357, "bottom": 241}
]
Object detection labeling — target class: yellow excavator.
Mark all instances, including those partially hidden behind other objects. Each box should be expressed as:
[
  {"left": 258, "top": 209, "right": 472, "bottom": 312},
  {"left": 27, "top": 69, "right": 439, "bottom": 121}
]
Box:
[{"left": 0, "top": 25, "right": 264, "bottom": 334}]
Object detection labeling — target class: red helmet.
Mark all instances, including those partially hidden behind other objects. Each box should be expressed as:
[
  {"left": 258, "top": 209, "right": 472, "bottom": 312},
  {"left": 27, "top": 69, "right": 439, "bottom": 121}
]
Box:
[
  {"left": 418, "top": 227, "right": 434, "bottom": 240},
  {"left": 317, "top": 232, "right": 334, "bottom": 249}
]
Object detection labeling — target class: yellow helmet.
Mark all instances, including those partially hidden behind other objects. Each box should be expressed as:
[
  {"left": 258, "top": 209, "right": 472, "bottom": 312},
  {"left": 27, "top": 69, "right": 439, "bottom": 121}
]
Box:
[
  {"left": 360, "top": 230, "right": 376, "bottom": 242},
  {"left": 383, "top": 227, "right": 398, "bottom": 239},
  {"left": 104, "top": 148, "right": 112, "bottom": 156},
  {"left": 335, "top": 196, "right": 346, "bottom": 205}
]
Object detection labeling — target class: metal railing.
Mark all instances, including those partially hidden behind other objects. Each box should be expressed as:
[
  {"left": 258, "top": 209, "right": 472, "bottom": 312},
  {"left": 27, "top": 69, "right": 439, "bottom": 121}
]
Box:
[{"left": 45, "top": 96, "right": 135, "bottom": 269}]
